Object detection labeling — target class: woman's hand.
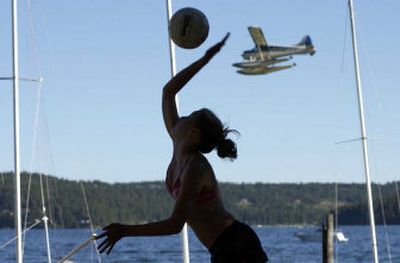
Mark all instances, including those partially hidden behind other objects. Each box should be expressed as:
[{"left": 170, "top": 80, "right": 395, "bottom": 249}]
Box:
[
  {"left": 205, "top": 33, "right": 230, "bottom": 59},
  {"left": 96, "top": 223, "right": 126, "bottom": 255}
]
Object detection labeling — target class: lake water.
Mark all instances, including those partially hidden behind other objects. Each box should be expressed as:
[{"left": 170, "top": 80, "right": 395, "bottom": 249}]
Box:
[{"left": 1, "top": 225, "right": 399, "bottom": 262}]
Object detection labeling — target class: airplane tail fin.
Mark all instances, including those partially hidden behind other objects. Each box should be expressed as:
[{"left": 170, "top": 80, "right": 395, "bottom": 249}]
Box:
[{"left": 297, "top": 35, "right": 312, "bottom": 46}]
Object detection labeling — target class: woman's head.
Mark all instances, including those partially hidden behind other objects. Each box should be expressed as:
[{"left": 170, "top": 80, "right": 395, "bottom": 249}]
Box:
[{"left": 190, "top": 108, "right": 239, "bottom": 160}]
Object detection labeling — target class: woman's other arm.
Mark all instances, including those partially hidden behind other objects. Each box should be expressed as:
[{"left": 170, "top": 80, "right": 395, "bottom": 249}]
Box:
[{"left": 96, "top": 160, "right": 206, "bottom": 254}]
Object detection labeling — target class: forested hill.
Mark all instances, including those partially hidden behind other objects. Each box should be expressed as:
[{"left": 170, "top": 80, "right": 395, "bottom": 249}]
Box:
[{"left": 0, "top": 172, "right": 399, "bottom": 228}]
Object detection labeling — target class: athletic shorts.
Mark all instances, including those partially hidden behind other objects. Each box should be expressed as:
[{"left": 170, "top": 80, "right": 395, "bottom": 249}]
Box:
[{"left": 209, "top": 221, "right": 268, "bottom": 263}]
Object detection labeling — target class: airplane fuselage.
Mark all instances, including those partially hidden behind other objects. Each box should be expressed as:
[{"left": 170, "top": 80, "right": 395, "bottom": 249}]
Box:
[{"left": 242, "top": 45, "right": 314, "bottom": 61}]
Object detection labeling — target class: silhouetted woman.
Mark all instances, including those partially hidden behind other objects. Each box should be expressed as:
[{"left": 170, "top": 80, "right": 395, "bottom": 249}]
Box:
[{"left": 96, "top": 34, "right": 268, "bottom": 263}]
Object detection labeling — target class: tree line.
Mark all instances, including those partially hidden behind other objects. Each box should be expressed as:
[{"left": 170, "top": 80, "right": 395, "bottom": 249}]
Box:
[{"left": 0, "top": 172, "right": 399, "bottom": 228}]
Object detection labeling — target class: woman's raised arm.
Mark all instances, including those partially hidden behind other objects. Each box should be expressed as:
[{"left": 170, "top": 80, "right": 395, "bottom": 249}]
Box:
[{"left": 162, "top": 33, "right": 230, "bottom": 139}]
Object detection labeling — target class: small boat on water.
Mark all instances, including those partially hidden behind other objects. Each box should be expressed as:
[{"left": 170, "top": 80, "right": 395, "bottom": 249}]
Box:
[{"left": 335, "top": 231, "right": 349, "bottom": 242}]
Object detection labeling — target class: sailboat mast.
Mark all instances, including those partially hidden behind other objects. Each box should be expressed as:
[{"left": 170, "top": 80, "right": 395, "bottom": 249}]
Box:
[
  {"left": 11, "top": 0, "right": 23, "bottom": 261},
  {"left": 348, "top": 1, "right": 379, "bottom": 262},
  {"left": 165, "top": 1, "right": 190, "bottom": 263}
]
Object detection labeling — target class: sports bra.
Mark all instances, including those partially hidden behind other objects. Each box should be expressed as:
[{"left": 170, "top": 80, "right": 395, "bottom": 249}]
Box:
[{"left": 166, "top": 156, "right": 218, "bottom": 202}]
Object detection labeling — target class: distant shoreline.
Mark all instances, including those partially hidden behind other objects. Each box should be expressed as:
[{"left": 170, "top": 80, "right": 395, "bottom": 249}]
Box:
[{"left": 1, "top": 172, "right": 399, "bottom": 228}]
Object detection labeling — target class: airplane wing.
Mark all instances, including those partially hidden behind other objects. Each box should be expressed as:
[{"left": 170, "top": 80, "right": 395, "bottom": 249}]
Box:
[{"left": 248, "top": 26, "right": 268, "bottom": 47}]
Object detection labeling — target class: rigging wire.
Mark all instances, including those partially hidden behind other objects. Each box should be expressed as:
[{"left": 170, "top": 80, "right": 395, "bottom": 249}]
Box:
[
  {"left": 333, "top": 3, "right": 350, "bottom": 262},
  {"left": 45, "top": 172, "right": 54, "bottom": 223},
  {"left": 20, "top": 0, "right": 54, "bottom": 261},
  {"left": 21, "top": 8, "right": 44, "bottom": 260},
  {"left": 378, "top": 185, "right": 393, "bottom": 263},
  {"left": 57, "top": 235, "right": 96, "bottom": 263},
  {"left": 32, "top": 0, "right": 67, "bottom": 232},
  {"left": 22, "top": 69, "right": 44, "bottom": 257},
  {"left": 356, "top": 18, "right": 397, "bottom": 262},
  {"left": 21, "top": 0, "right": 44, "bottom": 220},
  {"left": 395, "top": 181, "right": 400, "bottom": 215},
  {"left": 0, "top": 219, "right": 41, "bottom": 250},
  {"left": 22, "top": 172, "right": 33, "bottom": 246},
  {"left": 80, "top": 182, "right": 102, "bottom": 262}
]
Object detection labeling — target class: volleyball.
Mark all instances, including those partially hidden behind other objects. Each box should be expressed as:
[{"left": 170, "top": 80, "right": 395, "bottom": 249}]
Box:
[{"left": 169, "top": 7, "right": 209, "bottom": 49}]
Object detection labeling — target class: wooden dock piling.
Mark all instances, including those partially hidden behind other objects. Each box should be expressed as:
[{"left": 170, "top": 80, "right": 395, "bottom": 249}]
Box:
[{"left": 322, "top": 212, "right": 334, "bottom": 263}]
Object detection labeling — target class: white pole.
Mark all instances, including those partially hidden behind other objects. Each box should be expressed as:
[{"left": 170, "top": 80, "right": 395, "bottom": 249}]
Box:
[
  {"left": 165, "top": 1, "right": 190, "bottom": 263},
  {"left": 11, "top": 0, "right": 23, "bottom": 262},
  {"left": 43, "top": 216, "right": 52, "bottom": 263},
  {"left": 348, "top": 1, "right": 379, "bottom": 262},
  {"left": 166, "top": 0, "right": 177, "bottom": 78}
]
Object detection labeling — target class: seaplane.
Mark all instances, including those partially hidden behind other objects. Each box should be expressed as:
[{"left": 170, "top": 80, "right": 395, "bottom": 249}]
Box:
[{"left": 233, "top": 26, "right": 315, "bottom": 75}]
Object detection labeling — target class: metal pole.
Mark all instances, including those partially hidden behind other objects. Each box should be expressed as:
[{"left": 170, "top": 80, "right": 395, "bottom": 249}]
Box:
[
  {"left": 348, "top": 1, "right": 379, "bottom": 262},
  {"left": 166, "top": 0, "right": 177, "bottom": 78},
  {"left": 11, "top": 0, "right": 23, "bottom": 261},
  {"left": 165, "top": 1, "right": 190, "bottom": 263},
  {"left": 43, "top": 216, "right": 52, "bottom": 263}
]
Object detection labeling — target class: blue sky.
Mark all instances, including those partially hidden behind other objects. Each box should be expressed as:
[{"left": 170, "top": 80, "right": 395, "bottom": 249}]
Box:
[{"left": 0, "top": 0, "right": 399, "bottom": 183}]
